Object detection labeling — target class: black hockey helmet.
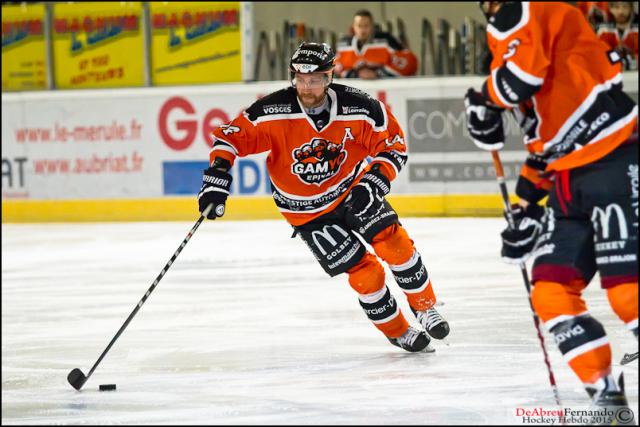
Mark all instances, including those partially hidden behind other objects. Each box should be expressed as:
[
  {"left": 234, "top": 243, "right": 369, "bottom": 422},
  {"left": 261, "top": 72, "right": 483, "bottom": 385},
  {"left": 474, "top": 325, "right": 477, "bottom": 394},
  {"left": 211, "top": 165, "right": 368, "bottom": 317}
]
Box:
[{"left": 289, "top": 42, "right": 336, "bottom": 83}]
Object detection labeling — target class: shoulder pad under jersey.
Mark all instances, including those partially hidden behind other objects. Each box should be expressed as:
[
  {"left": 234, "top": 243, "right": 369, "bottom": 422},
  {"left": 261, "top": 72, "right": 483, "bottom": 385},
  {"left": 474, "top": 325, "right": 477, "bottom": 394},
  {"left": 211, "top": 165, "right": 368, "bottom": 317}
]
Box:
[
  {"left": 330, "top": 83, "right": 386, "bottom": 128},
  {"left": 244, "top": 87, "right": 301, "bottom": 122},
  {"left": 488, "top": 2, "right": 527, "bottom": 39},
  {"left": 371, "top": 31, "right": 404, "bottom": 51}
]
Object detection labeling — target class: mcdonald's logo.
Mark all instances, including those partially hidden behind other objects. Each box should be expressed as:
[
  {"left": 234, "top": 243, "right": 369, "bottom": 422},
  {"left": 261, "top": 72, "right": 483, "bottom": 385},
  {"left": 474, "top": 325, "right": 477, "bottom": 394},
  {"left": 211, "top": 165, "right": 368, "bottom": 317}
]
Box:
[{"left": 591, "top": 203, "right": 628, "bottom": 240}]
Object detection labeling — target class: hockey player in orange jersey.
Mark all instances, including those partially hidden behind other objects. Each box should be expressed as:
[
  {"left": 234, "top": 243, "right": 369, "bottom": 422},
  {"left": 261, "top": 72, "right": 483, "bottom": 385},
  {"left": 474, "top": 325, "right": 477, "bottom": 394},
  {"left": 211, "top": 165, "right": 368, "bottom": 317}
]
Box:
[
  {"left": 334, "top": 9, "right": 417, "bottom": 79},
  {"left": 464, "top": 1, "right": 638, "bottom": 419},
  {"left": 596, "top": 2, "right": 638, "bottom": 71},
  {"left": 198, "top": 42, "right": 449, "bottom": 353}
]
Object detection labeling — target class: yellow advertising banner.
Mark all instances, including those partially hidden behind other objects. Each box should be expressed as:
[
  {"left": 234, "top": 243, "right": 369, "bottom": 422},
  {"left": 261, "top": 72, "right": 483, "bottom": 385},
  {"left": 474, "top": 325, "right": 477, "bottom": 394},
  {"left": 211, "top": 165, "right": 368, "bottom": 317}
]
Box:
[
  {"left": 1, "top": 4, "right": 48, "bottom": 91},
  {"left": 150, "top": 2, "right": 242, "bottom": 85},
  {"left": 52, "top": 2, "right": 145, "bottom": 89}
]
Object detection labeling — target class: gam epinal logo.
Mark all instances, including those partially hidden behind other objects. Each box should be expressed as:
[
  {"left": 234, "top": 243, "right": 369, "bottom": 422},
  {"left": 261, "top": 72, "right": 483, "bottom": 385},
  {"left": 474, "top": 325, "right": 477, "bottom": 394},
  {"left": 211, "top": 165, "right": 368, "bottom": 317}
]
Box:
[{"left": 291, "top": 138, "right": 347, "bottom": 186}]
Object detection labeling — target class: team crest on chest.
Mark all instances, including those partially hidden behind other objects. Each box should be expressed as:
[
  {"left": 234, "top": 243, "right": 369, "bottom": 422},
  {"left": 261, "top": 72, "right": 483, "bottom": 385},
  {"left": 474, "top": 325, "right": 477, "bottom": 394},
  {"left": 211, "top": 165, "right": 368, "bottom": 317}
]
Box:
[{"left": 292, "top": 138, "right": 347, "bottom": 186}]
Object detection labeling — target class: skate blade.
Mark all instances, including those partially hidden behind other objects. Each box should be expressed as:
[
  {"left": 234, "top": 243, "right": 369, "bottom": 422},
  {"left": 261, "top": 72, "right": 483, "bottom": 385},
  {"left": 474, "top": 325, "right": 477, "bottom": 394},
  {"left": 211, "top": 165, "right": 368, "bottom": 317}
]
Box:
[{"left": 423, "top": 344, "right": 436, "bottom": 353}]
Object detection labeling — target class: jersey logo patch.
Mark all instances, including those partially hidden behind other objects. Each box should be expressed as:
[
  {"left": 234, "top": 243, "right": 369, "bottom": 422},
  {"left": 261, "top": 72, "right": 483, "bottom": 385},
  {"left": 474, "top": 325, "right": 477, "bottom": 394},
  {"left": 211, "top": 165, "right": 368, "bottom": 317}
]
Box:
[
  {"left": 385, "top": 134, "right": 405, "bottom": 147},
  {"left": 342, "top": 127, "right": 355, "bottom": 143},
  {"left": 503, "top": 39, "right": 520, "bottom": 60},
  {"left": 291, "top": 138, "right": 347, "bottom": 186},
  {"left": 220, "top": 124, "right": 240, "bottom": 136}
]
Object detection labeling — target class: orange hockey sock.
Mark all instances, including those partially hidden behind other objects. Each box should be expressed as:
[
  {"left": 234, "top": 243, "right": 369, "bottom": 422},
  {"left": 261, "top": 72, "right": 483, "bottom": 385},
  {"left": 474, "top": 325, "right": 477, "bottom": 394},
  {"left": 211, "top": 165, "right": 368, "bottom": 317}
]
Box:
[
  {"left": 347, "top": 252, "right": 385, "bottom": 295},
  {"left": 348, "top": 252, "right": 409, "bottom": 338},
  {"left": 606, "top": 282, "right": 638, "bottom": 333},
  {"left": 372, "top": 224, "right": 436, "bottom": 310},
  {"left": 532, "top": 280, "right": 611, "bottom": 385}
]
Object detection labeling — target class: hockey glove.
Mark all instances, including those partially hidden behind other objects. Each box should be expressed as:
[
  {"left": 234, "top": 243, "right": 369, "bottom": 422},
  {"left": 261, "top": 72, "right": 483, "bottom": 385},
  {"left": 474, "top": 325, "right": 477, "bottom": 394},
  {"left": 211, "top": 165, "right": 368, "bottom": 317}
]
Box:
[
  {"left": 501, "top": 203, "right": 546, "bottom": 264},
  {"left": 345, "top": 165, "right": 390, "bottom": 219},
  {"left": 198, "top": 160, "right": 232, "bottom": 220},
  {"left": 464, "top": 88, "right": 505, "bottom": 151}
]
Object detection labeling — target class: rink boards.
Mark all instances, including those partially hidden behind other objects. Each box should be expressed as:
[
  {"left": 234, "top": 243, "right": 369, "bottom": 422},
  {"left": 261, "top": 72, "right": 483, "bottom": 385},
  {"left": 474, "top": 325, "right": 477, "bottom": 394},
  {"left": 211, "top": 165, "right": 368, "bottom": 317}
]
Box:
[
  {"left": 2, "top": 73, "right": 637, "bottom": 222},
  {"left": 2, "top": 194, "right": 516, "bottom": 222}
]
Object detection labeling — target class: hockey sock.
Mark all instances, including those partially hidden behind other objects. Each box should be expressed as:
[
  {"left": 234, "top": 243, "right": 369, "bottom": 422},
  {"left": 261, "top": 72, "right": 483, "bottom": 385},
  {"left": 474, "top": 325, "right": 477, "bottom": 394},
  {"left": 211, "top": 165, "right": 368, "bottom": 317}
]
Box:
[
  {"left": 549, "top": 314, "right": 612, "bottom": 385},
  {"left": 372, "top": 224, "right": 436, "bottom": 310},
  {"left": 606, "top": 282, "right": 638, "bottom": 335},
  {"left": 348, "top": 252, "right": 409, "bottom": 338},
  {"left": 389, "top": 250, "right": 435, "bottom": 310},
  {"left": 532, "top": 280, "right": 611, "bottom": 385},
  {"left": 358, "top": 286, "right": 409, "bottom": 338}
]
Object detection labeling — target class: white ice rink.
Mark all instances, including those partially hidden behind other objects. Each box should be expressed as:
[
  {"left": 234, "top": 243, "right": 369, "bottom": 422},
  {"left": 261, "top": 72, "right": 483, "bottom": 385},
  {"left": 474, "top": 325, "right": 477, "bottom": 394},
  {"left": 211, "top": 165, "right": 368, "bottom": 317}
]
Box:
[{"left": 2, "top": 218, "right": 637, "bottom": 425}]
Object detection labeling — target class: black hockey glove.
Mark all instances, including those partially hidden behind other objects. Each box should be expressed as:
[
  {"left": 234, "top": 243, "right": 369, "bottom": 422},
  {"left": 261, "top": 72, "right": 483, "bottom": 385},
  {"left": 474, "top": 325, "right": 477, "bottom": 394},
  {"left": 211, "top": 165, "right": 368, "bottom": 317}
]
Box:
[
  {"left": 345, "top": 165, "right": 390, "bottom": 219},
  {"left": 464, "top": 88, "right": 505, "bottom": 151},
  {"left": 198, "top": 159, "right": 232, "bottom": 220},
  {"left": 501, "top": 203, "right": 546, "bottom": 264}
]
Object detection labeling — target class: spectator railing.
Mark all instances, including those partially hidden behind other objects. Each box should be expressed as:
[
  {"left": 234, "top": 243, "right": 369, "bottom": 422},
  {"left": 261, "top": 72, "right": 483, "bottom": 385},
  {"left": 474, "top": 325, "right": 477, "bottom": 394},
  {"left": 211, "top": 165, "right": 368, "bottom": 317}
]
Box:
[
  {"left": 222, "top": 16, "right": 491, "bottom": 81},
  {"left": 420, "top": 18, "right": 437, "bottom": 76},
  {"left": 254, "top": 30, "right": 284, "bottom": 81},
  {"left": 419, "top": 16, "right": 488, "bottom": 77},
  {"left": 397, "top": 18, "right": 409, "bottom": 49},
  {"left": 436, "top": 18, "right": 449, "bottom": 75},
  {"left": 256, "top": 19, "right": 482, "bottom": 80}
]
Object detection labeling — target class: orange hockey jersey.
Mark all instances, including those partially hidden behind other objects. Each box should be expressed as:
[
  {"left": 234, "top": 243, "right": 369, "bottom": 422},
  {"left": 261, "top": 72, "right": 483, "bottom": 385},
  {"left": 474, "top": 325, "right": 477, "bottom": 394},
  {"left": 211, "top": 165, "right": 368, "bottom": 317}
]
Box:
[
  {"left": 335, "top": 32, "right": 418, "bottom": 78},
  {"left": 482, "top": 2, "right": 638, "bottom": 202},
  {"left": 209, "top": 84, "right": 408, "bottom": 226}
]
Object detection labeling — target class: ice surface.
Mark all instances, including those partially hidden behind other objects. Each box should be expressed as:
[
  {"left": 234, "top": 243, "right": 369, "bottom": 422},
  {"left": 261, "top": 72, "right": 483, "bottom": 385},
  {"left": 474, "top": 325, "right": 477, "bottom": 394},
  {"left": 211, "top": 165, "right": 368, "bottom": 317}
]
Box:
[{"left": 2, "top": 218, "right": 637, "bottom": 424}]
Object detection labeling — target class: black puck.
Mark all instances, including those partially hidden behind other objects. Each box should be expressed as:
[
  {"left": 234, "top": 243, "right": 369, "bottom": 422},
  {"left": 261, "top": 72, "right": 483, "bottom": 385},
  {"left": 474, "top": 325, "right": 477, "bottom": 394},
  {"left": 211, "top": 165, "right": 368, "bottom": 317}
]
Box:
[{"left": 99, "top": 384, "right": 116, "bottom": 391}]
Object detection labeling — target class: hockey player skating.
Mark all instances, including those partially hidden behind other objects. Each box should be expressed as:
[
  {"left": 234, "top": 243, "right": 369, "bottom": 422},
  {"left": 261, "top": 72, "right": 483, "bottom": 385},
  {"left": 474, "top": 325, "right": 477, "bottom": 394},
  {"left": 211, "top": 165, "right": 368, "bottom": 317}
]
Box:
[
  {"left": 465, "top": 1, "right": 638, "bottom": 421},
  {"left": 198, "top": 42, "right": 450, "bottom": 353}
]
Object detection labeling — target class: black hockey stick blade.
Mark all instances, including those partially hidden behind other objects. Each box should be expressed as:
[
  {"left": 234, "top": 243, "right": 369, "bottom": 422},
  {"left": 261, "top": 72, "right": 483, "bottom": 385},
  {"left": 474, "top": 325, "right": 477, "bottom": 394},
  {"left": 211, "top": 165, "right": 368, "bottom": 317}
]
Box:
[
  {"left": 621, "top": 352, "right": 638, "bottom": 365},
  {"left": 67, "top": 368, "right": 88, "bottom": 390}
]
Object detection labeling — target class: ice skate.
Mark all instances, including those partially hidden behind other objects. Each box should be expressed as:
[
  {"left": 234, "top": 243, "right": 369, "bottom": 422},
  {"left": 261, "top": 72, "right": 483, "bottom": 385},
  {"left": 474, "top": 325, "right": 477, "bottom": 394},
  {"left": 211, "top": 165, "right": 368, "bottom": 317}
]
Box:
[
  {"left": 412, "top": 306, "right": 450, "bottom": 340},
  {"left": 587, "top": 374, "right": 636, "bottom": 426},
  {"left": 388, "top": 326, "right": 435, "bottom": 353}
]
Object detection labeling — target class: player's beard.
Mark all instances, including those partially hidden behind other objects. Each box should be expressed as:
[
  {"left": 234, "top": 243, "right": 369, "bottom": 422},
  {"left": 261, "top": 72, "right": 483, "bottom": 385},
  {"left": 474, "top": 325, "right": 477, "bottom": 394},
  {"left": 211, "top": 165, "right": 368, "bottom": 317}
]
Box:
[{"left": 298, "top": 90, "right": 327, "bottom": 110}]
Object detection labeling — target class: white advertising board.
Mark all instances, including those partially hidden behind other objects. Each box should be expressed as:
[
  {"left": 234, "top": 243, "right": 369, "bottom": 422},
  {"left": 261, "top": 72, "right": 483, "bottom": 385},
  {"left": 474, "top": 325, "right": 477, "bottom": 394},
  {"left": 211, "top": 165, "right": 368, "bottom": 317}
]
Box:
[{"left": 2, "top": 74, "right": 637, "bottom": 201}]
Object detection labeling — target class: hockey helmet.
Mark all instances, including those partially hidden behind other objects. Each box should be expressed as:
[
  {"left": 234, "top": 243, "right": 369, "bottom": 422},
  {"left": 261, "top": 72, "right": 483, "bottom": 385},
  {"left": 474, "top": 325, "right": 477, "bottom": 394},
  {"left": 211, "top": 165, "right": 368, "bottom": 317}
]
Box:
[{"left": 289, "top": 42, "right": 335, "bottom": 88}]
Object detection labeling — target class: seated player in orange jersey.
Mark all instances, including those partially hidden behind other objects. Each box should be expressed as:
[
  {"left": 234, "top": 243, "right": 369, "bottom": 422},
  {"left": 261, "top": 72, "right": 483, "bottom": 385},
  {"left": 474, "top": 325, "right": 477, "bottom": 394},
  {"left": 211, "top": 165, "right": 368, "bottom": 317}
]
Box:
[
  {"left": 334, "top": 9, "right": 417, "bottom": 79},
  {"left": 596, "top": 1, "right": 638, "bottom": 70}
]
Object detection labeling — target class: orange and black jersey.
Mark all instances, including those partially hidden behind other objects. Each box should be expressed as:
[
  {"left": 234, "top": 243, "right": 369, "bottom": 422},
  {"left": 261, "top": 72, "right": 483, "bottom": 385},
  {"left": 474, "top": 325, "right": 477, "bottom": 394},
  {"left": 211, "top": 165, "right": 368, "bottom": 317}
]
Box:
[
  {"left": 335, "top": 32, "right": 418, "bottom": 78},
  {"left": 482, "top": 2, "right": 638, "bottom": 203},
  {"left": 209, "top": 83, "right": 408, "bottom": 226}
]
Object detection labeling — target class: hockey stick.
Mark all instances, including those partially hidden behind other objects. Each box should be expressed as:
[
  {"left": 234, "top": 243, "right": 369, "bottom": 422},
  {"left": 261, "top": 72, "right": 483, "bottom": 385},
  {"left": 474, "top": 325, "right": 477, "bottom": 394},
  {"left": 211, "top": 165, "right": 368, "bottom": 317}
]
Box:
[
  {"left": 490, "top": 150, "right": 563, "bottom": 409},
  {"left": 67, "top": 204, "right": 214, "bottom": 391}
]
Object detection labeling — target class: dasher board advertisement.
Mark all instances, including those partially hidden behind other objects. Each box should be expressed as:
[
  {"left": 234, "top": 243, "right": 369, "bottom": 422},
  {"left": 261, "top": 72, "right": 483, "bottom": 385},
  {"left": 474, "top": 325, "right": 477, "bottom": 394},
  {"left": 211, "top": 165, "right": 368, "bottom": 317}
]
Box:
[
  {"left": 150, "top": 2, "right": 247, "bottom": 85},
  {"left": 51, "top": 2, "right": 145, "bottom": 89},
  {"left": 2, "top": 3, "right": 48, "bottom": 91}
]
